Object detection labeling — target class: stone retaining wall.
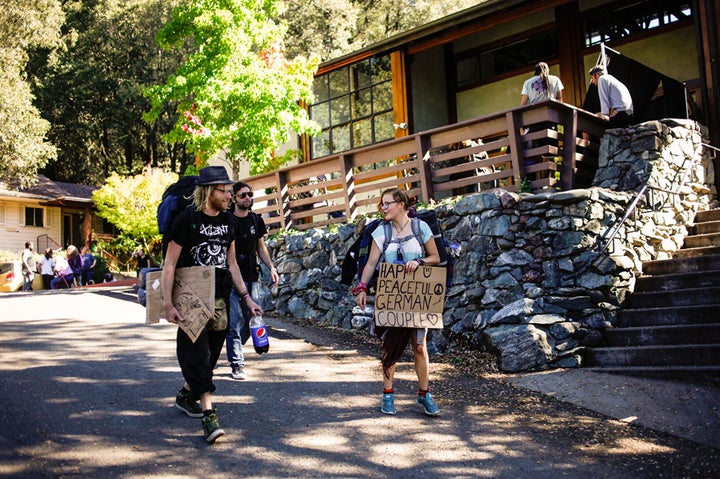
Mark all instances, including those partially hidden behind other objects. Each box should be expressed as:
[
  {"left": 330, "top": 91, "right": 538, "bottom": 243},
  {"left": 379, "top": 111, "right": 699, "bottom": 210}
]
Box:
[{"left": 258, "top": 120, "right": 716, "bottom": 372}]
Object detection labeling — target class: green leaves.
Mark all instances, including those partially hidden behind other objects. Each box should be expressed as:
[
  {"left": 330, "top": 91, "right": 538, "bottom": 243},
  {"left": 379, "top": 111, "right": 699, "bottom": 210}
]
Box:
[
  {"left": 92, "top": 169, "right": 177, "bottom": 248},
  {"left": 144, "top": 0, "right": 319, "bottom": 177}
]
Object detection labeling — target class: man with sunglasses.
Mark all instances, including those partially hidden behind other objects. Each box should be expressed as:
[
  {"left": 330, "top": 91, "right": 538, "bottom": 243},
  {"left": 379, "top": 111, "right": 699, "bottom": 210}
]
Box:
[{"left": 226, "top": 181, "right": 279, "bottom": 380}]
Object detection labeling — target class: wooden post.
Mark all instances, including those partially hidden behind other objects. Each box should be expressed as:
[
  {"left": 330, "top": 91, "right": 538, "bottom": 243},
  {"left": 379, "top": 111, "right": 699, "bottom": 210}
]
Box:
[
  {"left": 276, "top": 171, "right": 290, "bottom": 230},
  {"left": 339, "top": 153, "right": 358, "bottom": 221},
  {"left": 506, "top": 111, "right": 525, "bottom": 187},
  {"left": 415, "top": 134, "right": 434, "bottom": 203},
  {"left": 561, "top": 107, "right": 579, "bottom": 190}
]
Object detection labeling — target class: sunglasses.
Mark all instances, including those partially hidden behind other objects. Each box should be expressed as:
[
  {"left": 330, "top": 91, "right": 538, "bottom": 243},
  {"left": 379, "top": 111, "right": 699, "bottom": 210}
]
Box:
[{"left": 236, "top": 191, "right": 254, "bottom": 198}]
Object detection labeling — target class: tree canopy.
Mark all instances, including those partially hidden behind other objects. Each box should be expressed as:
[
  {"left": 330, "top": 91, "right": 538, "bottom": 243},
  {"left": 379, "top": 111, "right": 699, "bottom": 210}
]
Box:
[
  {"left": 0, "top": 0, "right": 63, "bottom": 188},
  {"left": 15, "top": 0, "right": 480, "bottom": 186},
  {"left": 92, "top": 168, "right": 176, "bottom": 251},
  {"left": 143, "top": 0, "right": 320, "bottom": 177}
]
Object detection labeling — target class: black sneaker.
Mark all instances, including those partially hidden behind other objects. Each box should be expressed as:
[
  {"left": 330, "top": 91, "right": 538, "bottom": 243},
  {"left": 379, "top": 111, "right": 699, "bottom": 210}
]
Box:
[
  {"left": 175, "top": 389, "right": 203, "bottom": 418},
  {"left": 202, "top": 410, "right": 225, "bottom": 444}
]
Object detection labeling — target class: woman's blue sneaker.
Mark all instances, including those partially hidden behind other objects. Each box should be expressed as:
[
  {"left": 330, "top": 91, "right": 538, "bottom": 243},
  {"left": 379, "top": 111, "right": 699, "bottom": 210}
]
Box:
[
  {"left": 417, "top": 392, "right": 440, "bottom": 416},
  {"left": 381, "top": 393, "right": 396, "bottom": 415}
]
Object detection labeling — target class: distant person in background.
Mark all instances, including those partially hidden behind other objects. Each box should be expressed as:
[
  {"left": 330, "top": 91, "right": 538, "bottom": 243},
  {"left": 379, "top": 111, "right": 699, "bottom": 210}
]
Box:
[
  {"left": 134, "top": 248, "right": 152, "bottom": 277},
  {"left": 521, "top": 62, "right": 564, "bottom": 106},
  {"left": 51, "top": 248, "right": 75, "bottom": 289},
  {"left": 21, "top": 241, "right": 36, "bottom": 291},
  {"left": 588, "top": 64, "right": 634, "bottom": 129},
  {"left": 80, "top": 246, "right": 96, "bottom": 285},
  {"left": 66, "top": 245, "right": 83, "bottom": 287},
  {"left": 38, "top": 248, "right": 55, "bottom": 290}
]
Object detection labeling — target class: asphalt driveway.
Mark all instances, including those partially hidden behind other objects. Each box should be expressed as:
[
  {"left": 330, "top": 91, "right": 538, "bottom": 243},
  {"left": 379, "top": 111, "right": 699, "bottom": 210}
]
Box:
[{"left": 1, "top": 287, "right": 718, "bottom": 479}]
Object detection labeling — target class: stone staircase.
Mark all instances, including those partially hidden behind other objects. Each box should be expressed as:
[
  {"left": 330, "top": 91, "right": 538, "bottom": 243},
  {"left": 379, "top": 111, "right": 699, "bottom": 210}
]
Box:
[{"left": 585, "top": 208, "right": 720, "bottom": 383}]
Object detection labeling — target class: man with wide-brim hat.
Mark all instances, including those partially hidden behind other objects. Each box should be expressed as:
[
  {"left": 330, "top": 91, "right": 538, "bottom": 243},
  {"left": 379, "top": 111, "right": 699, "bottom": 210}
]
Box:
[{"left": 161, "top": 165, "right": 263, "bottom": 444}]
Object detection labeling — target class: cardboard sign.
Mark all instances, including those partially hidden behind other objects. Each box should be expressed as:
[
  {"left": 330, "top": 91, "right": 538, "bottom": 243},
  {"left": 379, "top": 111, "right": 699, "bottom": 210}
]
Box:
[
  {"left": 145, "top": 266, "right": 215, "bottom": 343},
  {"left": 374, "top": 262, "right": 446, "bottom": 329}
]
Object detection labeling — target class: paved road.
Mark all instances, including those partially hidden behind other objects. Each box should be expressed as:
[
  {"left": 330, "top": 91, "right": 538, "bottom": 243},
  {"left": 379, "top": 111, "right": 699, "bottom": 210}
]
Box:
[{"left": 1, "top": 287, "right": 719, "bottom": 479}]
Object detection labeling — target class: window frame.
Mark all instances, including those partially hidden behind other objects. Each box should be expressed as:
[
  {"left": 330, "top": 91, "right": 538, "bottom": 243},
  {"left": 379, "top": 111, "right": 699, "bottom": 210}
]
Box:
[
  {"left": 309, "top": 55, "right": 394, "bottom": 159},
  {"left": 24, "top": 206, "right": 45, "bottom": 228}
]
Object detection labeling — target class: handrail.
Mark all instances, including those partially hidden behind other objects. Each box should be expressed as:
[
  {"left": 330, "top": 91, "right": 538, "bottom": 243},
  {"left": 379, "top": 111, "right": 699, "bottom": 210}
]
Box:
[
  {"left": 244, "top": 101, "right": 607, "bottom": 234},
  {"left": 94, "top": 246, "right": 133, "bottom": 272},
  {"left": 562, "top": 142, "right": 712, "bottom": 281},
  {"left": 561, "top": 183, "right": 649, "bottom": 281}
]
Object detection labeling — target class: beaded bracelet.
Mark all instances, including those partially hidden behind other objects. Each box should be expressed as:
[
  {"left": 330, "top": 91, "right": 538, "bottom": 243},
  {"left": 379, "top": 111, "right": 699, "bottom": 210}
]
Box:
[{"left": 240, "top": 291, "right": 250, "bottom": 300}]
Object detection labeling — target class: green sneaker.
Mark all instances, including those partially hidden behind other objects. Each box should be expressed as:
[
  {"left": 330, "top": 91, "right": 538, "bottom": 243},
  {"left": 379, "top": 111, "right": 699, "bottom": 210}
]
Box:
[
  {"left": 175, "top": 389, "right": 203, "bottom": 418},
  {"left": 202, "top": 410, "right": 225, "bottom": 444}
]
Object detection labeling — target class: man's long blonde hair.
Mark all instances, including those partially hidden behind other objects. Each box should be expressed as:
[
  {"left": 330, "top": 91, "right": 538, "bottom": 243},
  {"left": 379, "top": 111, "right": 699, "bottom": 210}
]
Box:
[{"left": 192, "top": 185, "right": 214, "bottom": 211}]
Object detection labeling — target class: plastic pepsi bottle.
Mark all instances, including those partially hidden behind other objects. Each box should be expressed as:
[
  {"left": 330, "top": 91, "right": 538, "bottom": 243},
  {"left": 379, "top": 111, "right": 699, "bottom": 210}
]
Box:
[{"left": 250, "top": 316, "right": 269, "bottom": 354}]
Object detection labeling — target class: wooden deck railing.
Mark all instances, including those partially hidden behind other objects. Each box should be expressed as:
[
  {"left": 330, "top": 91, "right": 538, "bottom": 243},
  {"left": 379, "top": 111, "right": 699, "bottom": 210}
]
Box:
[{"left": 245, "top": 101, "right": 607, "bottom": 233}]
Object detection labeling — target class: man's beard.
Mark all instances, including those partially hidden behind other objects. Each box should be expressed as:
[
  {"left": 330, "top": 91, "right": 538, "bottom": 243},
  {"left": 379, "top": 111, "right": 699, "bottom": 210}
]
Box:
[{"left": 236, "top": 202, "right": 251, "bottom": 211}]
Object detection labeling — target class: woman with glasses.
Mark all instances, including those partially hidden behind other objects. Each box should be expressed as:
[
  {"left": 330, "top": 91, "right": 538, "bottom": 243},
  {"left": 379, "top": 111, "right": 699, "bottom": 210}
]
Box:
[{"left": 353, "top": 187, "right": 442, "bottom": 416}]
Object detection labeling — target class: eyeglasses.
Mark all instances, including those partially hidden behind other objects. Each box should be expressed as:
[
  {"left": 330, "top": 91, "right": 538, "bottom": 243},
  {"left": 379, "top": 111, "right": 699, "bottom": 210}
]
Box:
[
  {"left": 380, "top": 201, "right": 398, "bottom": 208},
  {"left": 213, "top": 188, "right": 233, "bottom": 195},
  {"left": 237, "top": 191, "right": 254, "bottom": 198}
]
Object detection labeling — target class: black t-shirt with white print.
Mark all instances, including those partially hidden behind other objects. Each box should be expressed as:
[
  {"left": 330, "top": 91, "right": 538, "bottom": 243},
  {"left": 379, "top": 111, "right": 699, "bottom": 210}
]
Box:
[{"left": 167, "top": 209, "right": 235, "bottom": 270}]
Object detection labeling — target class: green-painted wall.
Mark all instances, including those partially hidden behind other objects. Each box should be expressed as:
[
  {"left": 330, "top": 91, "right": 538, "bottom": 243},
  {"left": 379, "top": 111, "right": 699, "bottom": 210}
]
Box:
[{"left": 456, "top": 65, "right": 562, "bottom": 121}]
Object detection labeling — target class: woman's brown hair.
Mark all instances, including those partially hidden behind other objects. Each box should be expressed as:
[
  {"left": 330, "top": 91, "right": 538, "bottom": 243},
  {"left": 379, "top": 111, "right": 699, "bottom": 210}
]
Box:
[{"left": 378, "top": 187, "right": 417, "bottom": 211}]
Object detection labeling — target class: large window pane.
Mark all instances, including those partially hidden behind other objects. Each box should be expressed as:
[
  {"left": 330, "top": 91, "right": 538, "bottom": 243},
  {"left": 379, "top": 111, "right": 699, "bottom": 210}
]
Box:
[
  {"left": 310, "top": 102, "right": 330, "bottom": 129},
  {"left": 312, "top": 130, "right": 330, "bottom": 158},
  {"left": 330, "top": 95, "right": 351, "bottom": 124},
  {"left": 331, "top": 125, "right": 351, "bottom": 152},
  {"left": 352, "top": 88, "right": 372, "bottom": 118},
  {"left": 352, "top": 118, "right": 373, "bottom": 148},
  {"left": 313, "top": 76, "right": 329, "bottom": 102},
  {"left": 371, "top": 56, "right": 392, "bottom": 82},
  {"left": 374, "top": 111, "right": 395, "bottom": 143},
  {"left": 352, "top": 60, "right": 372, "bottom": 90},
  {"left": 372, "top": 82, "right": 393, "bottom": 112},
  {"left": 329, "top": 68, "right": 348, "bottom": 99}
]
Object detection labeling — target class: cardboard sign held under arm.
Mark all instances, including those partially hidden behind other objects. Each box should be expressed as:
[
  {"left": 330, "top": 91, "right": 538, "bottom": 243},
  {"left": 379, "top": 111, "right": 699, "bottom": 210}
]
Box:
[
  {"left": 145, "top": 266, "right": 215, "bottom": 343},
  {"left": 373, "top": 262, "right": 446, "bottom": 329}
]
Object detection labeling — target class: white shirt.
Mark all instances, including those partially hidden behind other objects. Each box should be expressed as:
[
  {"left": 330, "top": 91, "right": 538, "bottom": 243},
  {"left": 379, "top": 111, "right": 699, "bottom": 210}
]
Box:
[
  {"left": 55, "top": 256, "right": 73, "bottom": 276},
  {"left": 521, "top": 75, "right": 564, "bottom": 104},
  {"left": 597, "top": 74, "right": 633, "bottom": 116},
  {"left": 39, "top": 255, "right": 55, "bottom": 275}
]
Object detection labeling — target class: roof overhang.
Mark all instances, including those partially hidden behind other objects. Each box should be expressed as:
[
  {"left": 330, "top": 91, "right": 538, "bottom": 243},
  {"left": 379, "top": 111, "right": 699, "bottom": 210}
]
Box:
[
  {"left": 316, "top": 0, "right": 571, "bottom": 74},
  {"left": 39, "top": 197, "right": 95, "bottom": 208}
]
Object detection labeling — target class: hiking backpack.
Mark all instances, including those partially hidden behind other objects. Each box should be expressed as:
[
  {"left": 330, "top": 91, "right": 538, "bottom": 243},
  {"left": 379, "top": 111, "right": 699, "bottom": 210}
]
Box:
[
  {"left": 157, "top": 175, "right": 198, "bottom": 235},
  {"left": 157, "top": 175, "right": 198, "bottom": 257},
  {"left": 340, "top": 209, "right": 455, "bottom": 288}
]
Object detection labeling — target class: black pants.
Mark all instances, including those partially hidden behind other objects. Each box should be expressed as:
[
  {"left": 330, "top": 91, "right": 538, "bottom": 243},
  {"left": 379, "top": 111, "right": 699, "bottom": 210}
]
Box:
[
  {"left": 176, "top": 322, "right": 228, "bottom": 397},
  {"left": 608, "top": 111, "right": 634, "bottom": 129}
]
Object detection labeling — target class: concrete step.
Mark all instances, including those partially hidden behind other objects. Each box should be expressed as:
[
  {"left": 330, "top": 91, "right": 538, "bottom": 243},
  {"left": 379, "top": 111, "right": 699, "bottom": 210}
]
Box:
[
  {"left": 695, "top": 208, "right": 720, "bottom": 223},
  {"left": 602, "top": 324, "right": 720, "bottom": 346},
  {"left": 617, "top": 304, "right": 720, "bottom": 327},
  {"left": 683, "top": 232, "right": 720, "bottom": 248},
  {"left": 583, "top": 365, "right": 720, "bottom": 384},
  {"left": 675, "top": 245, "right": 720, "bottom": 258},
  {"left": 694, "top": 220, "right": 720, "bottom": 235},
  {"left": 586, "top": 344, "right": 720, "bottom": 367},
  {"left": 627, "top": 286, "right": 720, "bottom": 308},
  {"left": 642, "top": 254, "right": 720, "bottom": 275},
  {"left": 634, "top": 269, "right": 720, "bottom": 291}
]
